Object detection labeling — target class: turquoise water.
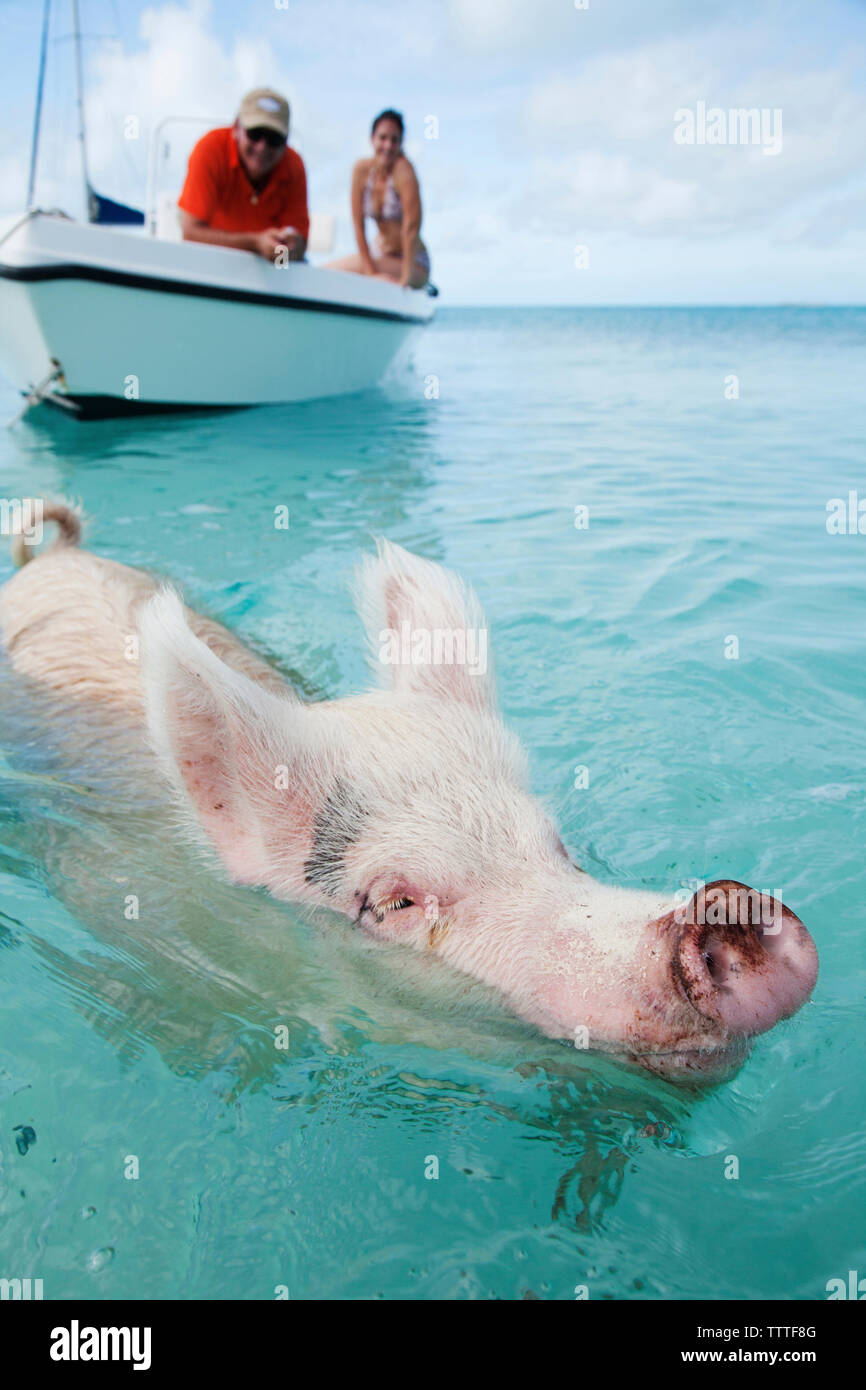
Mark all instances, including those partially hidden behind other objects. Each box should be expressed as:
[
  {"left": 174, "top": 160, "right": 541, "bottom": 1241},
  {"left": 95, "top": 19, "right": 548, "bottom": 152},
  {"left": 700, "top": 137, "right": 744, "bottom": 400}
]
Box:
[{"left": 0, "top": 307, "right": 863, "bottom": 1300}]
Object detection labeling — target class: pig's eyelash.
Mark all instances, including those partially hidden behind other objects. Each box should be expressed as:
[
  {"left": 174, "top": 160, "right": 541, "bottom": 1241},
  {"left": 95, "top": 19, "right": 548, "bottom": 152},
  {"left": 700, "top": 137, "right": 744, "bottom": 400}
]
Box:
[{"left": 376, "top": 895, "right": 415, "bottom": 917}]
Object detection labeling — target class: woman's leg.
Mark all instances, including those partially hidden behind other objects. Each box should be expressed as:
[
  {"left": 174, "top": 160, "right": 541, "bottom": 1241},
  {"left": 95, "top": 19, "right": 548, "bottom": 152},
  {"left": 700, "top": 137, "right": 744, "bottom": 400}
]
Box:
[
  {"left": 322, "top": 252, "right": 367, "bottom": 272},
  {"left": 369, "top": 252, "right": 404, "bottom": 282},
  {"left": 323, "top": 249, "right": 429, "bottom": 286},
  {"left": 369, "top": 254, "right": 429, "bottom": 287}
]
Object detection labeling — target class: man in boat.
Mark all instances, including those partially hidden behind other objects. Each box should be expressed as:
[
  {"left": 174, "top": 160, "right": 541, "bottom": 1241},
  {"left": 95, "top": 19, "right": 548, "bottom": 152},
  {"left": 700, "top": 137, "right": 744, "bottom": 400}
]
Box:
[{"left": 178, "top": 88, "right": 309, "bottom": 262}]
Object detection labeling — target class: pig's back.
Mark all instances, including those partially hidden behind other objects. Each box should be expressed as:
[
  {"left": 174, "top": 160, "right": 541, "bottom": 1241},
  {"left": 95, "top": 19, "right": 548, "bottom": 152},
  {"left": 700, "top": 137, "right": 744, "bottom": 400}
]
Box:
[{"left": 0, "top": 548, "right": 286, "bottom": 717}]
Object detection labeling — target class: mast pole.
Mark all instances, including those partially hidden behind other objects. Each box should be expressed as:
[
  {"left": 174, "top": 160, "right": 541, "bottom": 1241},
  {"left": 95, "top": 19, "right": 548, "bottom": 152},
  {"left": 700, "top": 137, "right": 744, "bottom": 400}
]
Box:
[
  {"left": 71, "top": 0, "right": 93, "bottom": 219},
  {"left": 26, "top": 0, "right": 51, "bottom": 211}
]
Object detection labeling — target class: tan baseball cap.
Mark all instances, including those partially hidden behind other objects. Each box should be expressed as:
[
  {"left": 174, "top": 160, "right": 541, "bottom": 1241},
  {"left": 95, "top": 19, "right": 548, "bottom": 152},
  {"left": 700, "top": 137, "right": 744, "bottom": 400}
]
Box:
[{"left": 238, "top": 88, "right": 290, "bottom": 138}]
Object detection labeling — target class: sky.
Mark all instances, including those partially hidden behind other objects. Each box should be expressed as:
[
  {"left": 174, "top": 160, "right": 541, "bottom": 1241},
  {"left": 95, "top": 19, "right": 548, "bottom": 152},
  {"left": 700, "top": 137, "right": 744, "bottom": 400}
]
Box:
[{"left": 2, "top": 0, "right": 866, "bottom": 304}]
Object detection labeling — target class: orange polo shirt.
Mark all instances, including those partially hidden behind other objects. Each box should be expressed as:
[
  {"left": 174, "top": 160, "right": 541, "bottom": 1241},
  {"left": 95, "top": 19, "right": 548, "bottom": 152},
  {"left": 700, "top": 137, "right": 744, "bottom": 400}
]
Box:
[{"left": 178, "top": 126, "right": 309, "bottom": 238}]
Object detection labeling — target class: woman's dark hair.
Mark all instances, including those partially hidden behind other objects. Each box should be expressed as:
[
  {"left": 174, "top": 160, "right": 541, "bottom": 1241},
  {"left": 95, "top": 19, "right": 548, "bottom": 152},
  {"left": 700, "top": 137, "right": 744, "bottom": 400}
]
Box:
[{"left": 371, "top": 109, "right": 404, "bottom": 138}]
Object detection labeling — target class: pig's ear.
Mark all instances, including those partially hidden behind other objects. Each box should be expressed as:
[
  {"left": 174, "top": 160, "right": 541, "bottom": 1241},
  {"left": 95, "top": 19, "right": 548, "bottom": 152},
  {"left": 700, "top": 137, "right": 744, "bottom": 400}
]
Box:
[
  {"left": 355, "top": 540, "right": 495, "bottom": 709},
  {"left": 139, "top": 590, "right": 314, "bottom": 889}
]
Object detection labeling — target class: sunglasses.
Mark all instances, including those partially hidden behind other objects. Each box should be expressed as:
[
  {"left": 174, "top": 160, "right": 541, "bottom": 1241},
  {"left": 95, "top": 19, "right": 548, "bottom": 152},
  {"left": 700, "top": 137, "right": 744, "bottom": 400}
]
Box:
[{"left": 244, "top": 127, "right": 286, "bottom": 149}]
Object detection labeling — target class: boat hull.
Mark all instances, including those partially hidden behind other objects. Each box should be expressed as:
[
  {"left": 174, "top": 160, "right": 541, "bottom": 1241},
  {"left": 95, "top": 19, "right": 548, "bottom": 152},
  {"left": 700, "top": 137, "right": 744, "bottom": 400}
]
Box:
[{"left": 0, "top": 214, "right": 434, "bottom": 416}]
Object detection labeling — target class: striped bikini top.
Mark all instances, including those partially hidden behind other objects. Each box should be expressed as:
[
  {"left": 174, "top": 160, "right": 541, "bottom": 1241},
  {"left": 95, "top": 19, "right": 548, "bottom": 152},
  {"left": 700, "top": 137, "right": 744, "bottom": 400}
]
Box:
[{"left": 362, "top": 168, "right": 403, "bottom": 223}]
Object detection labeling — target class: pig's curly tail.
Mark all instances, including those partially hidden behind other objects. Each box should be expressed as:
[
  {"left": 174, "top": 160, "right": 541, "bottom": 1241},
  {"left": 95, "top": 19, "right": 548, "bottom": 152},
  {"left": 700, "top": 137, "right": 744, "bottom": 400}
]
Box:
[{"left": 11, "top": 499, "right": 83, "bottom": 568}]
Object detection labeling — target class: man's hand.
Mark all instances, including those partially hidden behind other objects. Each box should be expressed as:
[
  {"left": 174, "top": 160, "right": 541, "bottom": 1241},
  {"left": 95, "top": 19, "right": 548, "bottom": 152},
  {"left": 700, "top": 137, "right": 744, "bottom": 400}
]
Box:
[{"left": 253, "top": 227, "right": 288, "bottom": 260}]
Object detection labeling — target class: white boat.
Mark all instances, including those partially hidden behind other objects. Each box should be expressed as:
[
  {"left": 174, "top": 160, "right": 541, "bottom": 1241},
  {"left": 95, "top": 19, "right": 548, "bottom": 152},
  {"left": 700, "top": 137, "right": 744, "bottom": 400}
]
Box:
[
  {"left": 0, "top": 211, "right": 435, "bottom": 418},
  {"left": 0, "top": 1, "right": 435, "bottom": 420}
]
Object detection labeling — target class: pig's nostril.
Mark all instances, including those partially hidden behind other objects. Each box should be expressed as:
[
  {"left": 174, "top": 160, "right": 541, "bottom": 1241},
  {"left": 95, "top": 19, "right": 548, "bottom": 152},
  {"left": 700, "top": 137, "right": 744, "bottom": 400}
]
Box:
[
  {"left": 703, "top": 950, "right": 721, "bottom": 984},
  {"left": 700, "top": 938, "right": 741, "bottom": 989}
]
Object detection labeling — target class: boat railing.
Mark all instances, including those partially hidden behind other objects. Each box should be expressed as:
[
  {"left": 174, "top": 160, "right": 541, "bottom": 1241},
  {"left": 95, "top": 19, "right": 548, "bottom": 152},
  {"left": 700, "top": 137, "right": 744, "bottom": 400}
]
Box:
[{"left": 144, "top": 115, "right": 218, "bottom": 239}]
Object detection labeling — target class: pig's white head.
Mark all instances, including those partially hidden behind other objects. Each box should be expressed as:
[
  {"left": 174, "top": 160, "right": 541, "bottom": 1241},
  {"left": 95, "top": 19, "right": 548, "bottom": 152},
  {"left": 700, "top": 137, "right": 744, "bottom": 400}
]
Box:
[{"left": 139, "top": 541, "right": 818, "bottom": 1082}]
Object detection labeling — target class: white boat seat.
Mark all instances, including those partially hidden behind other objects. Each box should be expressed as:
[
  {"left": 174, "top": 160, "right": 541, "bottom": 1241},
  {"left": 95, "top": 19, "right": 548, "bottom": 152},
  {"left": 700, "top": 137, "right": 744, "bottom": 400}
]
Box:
[
  {"left": 307, "top": 214, "right": 336, "bottom": 255},
  {"left": 154, "top": 195, "right": 335, "bottom": 255}
]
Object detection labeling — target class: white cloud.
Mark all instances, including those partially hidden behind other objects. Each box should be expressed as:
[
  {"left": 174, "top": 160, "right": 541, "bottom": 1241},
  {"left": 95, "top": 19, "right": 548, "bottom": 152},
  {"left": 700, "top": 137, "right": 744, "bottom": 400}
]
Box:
[
  {"left": 516, "top": 30, "right": 866, "bottom": 238},
  {"left": 446, "top": 0, "right": 758, "bottom": 58}
]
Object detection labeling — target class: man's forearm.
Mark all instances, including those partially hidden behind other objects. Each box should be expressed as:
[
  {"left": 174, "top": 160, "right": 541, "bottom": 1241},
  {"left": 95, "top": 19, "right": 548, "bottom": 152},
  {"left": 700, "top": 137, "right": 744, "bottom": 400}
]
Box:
[{"left": 181, "top": 220, "right": 258, "bottom": 253}]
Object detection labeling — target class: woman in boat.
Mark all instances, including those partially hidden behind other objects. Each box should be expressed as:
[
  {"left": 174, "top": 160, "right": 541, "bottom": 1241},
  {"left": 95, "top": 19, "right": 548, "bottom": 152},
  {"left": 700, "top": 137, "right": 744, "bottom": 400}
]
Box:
[{"left": 326, "top": 110, "right": 430, "bottom": 288}]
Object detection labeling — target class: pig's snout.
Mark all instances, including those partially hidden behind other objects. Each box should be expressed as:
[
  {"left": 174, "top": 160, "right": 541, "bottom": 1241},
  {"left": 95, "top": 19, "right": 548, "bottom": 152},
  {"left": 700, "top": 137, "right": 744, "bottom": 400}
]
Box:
[{"left": 672, "top": 880, "right": 818, "bottom": 1037}]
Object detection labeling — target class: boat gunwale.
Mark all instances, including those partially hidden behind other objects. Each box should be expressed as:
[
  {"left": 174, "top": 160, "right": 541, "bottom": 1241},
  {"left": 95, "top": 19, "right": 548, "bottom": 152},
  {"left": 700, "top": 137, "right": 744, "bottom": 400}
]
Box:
[{"left": 0, "top": 259, "right": 433, "bottom": 325}]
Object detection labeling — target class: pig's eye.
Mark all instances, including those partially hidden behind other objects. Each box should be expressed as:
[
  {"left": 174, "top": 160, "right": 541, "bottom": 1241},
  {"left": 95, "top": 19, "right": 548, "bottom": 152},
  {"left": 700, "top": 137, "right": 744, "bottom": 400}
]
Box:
[{"left": 375, "top": 895, "right": 415, "bottom": 919}]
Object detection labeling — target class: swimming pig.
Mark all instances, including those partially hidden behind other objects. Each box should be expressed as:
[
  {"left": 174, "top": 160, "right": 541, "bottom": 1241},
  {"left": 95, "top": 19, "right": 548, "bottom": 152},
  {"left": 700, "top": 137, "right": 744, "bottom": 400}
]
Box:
[{"left": 0, "top": 503, "right": 818, "bottom": 1079}]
